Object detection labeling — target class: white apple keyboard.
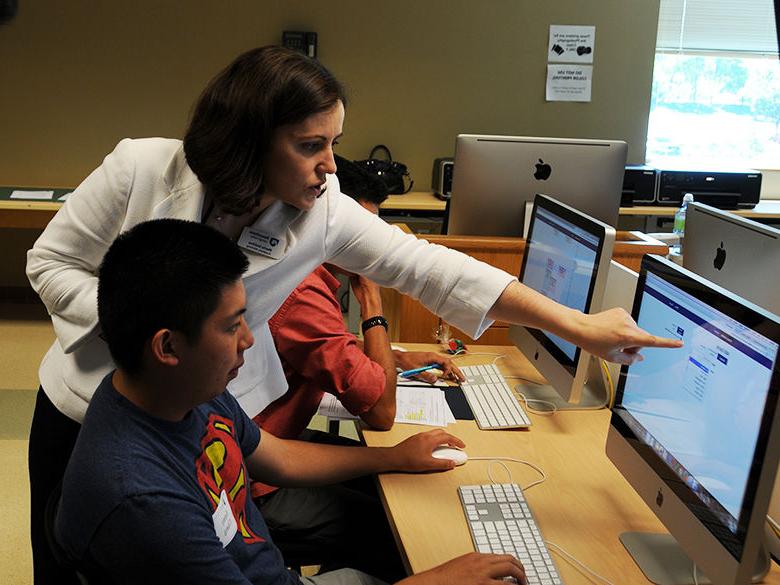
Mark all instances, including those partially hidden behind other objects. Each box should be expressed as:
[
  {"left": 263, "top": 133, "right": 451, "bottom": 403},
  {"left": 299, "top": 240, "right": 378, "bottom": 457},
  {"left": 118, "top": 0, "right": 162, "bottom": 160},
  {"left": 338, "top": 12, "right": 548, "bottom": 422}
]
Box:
[
  {"left": 459, "top": 483, "right": 562, "bottom": 584},
  {"left": 459, "top": 364, "right": 531, "bottom": 429}
]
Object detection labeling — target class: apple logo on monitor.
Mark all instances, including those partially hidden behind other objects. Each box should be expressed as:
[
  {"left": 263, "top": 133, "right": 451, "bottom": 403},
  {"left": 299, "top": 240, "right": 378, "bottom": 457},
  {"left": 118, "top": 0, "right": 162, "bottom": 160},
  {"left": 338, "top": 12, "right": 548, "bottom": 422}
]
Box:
[
  {"left": 534, "top": 159, "right": 552, "bottom": 181},
  {"left": 714, "top": 241, "right": 727, "bottom": 270}
]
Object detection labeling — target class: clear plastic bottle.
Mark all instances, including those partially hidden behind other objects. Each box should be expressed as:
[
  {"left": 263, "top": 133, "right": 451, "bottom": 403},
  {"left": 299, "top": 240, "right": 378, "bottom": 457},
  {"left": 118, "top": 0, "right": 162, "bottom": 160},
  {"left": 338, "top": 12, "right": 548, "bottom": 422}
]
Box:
[{"left": 672, "top": 192, "right": 694, "bottom": 257}]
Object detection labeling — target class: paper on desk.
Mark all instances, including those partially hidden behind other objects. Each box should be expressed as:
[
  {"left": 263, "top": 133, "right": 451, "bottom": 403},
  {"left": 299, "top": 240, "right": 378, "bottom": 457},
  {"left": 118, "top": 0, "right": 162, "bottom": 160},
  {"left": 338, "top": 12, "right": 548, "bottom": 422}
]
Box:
[
  {"left": 395, "top": 387, "right": 454, "bottom": 427},
  {"left": 10, "top": 189, "right": 54, "bottom": 200},
  {"left": 316, "top": 394, "right": 359, "bottom": 420},
  {"left": 318, "top": 386, "right": 454, "bottom": 426}
]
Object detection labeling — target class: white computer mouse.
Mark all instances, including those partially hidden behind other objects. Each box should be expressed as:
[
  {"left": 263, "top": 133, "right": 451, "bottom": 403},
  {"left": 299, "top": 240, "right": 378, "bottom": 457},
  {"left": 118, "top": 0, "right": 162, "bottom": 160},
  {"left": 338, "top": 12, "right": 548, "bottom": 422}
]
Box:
[{"left": 431, "top": 446, "right": 468, "bottom": 466}]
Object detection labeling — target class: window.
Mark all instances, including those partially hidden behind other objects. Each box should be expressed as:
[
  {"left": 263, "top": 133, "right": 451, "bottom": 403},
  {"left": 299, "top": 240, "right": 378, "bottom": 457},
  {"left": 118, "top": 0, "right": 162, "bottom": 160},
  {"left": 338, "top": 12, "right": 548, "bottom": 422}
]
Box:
[{"left": 646, "top": 0, "right": 780, "bottom": 170}]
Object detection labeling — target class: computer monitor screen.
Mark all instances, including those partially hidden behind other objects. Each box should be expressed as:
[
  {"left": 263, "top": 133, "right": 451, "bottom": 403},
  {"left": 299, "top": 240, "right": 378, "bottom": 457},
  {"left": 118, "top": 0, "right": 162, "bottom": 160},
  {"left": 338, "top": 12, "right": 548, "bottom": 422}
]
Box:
[
  {"left": 607, "top": 255, "right": 780, "bottom": 584},
  {"left": 446, "top": 134, "right": 627, "bottom": 237},
  {"left": 509, "top": 194, "right": 615, "bottom": 406},
  {"left": 684, "top": 202, "right": 780, "bottom": 315}
]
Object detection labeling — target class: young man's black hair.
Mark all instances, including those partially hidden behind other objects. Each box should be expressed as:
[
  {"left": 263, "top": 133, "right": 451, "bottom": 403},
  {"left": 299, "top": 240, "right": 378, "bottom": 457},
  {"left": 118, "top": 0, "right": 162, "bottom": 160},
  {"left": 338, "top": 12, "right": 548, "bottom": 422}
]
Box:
[{"left": 97, "top": 218, "right": 249, "bottom": 375}]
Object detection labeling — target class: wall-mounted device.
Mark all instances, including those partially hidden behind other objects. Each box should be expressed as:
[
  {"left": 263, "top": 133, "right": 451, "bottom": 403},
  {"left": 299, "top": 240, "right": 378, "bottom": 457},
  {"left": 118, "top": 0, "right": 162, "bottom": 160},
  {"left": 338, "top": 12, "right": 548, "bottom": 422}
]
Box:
[
  {"left": 282, "top": 31, "right": 318, "bottom": 59},
  {"left": 621, "top": 165, "right": 658, "bottom": 206},
  {"left": 656, "top": 168, "right": 761, "bottom": 209},
  {"left": 0, "top": 0, "right": 18, "bottom": 24},
  {"left": 431, "top": 157, "right": 454, "bottom": 199}
]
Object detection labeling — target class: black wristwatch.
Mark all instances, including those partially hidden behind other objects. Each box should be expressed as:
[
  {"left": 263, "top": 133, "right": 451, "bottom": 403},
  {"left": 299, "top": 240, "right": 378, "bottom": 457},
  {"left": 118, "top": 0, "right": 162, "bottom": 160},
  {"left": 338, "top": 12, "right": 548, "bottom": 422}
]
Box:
[{"left": 361, "top": 315, "right": 388, "bottom": 334}]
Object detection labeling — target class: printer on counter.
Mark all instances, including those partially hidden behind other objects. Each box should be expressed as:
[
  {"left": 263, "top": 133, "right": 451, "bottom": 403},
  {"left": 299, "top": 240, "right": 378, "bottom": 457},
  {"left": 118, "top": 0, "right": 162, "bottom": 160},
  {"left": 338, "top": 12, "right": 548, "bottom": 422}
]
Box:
[
  {"left": 621, "top": 165, "right": 659, "bottom": 206},
  {"left": 656, "top": 167, "right": 761, "bottom": 209}
]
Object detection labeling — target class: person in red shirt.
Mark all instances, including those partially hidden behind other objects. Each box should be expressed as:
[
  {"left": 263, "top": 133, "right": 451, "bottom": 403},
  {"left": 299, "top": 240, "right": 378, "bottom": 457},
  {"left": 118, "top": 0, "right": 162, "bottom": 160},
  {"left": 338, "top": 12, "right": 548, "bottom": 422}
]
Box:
[{"left": 252, "top": 155, "right": 464, "bottom": 579}]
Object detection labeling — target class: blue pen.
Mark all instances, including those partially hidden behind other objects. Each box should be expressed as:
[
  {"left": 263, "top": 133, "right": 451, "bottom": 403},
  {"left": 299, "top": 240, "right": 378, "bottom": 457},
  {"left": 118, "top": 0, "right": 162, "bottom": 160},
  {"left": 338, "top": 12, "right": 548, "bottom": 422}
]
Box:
[{"left": 399, "top": 364, "right": 439, "bottom": 378}]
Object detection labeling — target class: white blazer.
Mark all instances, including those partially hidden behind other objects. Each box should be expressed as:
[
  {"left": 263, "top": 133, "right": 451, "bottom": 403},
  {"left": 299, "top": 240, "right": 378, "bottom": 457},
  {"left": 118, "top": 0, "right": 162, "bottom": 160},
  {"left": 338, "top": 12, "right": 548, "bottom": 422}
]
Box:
[{"left": 27, "top": 138, "right": 515, "bottom": 423}]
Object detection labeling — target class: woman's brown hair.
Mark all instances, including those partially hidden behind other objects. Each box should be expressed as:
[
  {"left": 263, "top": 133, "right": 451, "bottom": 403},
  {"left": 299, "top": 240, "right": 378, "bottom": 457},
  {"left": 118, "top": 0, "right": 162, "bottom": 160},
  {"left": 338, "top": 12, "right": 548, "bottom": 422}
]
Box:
[{"left": 184, "top": 46, "right": 346, "bottom": 214}]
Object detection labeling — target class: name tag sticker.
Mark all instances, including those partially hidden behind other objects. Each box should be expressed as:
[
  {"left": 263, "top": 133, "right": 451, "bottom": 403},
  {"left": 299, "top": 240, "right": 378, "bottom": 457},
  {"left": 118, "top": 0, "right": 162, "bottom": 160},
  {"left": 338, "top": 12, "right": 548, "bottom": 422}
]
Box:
[
  {"left": 212, "top": 489, "right": 238, "bottom": 547},
  {"left": 238, "top": 227, "right": 286, "bottom": 259}
]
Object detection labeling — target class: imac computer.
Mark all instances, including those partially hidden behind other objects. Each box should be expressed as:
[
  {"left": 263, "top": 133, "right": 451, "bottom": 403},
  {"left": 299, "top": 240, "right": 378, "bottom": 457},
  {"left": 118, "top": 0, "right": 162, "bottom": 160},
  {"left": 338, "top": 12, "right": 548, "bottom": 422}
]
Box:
[
  {"left": 684, "top": 202, "right": 780, "bottom": 315},
  {"left": 606, "top": 255, "right": 780, "bottom": 585},
  {"left": 508, "top": 193, "right": 615, "bottom": 409},
  {"left": 684, "top": 201, "right": 780, "bottom": 564},
  {"left": 446, "top": 134, "right": 627, "bottom": 237}
]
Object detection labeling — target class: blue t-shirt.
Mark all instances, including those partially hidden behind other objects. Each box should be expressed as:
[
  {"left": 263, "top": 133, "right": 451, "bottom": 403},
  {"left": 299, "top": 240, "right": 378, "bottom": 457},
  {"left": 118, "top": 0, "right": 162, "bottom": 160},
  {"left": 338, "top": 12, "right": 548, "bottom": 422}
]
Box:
[{"left": 56, "top": 374, "right": 300, "bottom": 585}]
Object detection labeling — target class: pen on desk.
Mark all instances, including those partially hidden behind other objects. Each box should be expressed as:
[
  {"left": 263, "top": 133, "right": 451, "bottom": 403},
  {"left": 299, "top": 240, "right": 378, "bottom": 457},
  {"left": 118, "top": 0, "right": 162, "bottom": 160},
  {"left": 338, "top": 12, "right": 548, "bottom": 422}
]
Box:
[{"left": 399, "top": 364, "right": 439, "bottom": 378}]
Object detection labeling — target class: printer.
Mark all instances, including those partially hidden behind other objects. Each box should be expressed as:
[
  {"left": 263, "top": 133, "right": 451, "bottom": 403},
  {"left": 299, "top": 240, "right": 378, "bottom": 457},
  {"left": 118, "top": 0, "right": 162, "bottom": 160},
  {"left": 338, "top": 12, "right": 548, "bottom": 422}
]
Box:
[
  {"left": 656, "top": 168, "right": 762, "bottom": 209},
  {"left": 621, "top": 165, "right": 658, "bottom": 206}
]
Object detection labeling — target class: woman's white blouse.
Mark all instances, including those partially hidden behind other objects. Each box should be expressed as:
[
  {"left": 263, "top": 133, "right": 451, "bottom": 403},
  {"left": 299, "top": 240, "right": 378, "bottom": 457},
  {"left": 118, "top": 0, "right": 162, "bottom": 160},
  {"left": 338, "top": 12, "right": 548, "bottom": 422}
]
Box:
[{"left": 27, "top": 138, "right": 515, "bottom": 422}]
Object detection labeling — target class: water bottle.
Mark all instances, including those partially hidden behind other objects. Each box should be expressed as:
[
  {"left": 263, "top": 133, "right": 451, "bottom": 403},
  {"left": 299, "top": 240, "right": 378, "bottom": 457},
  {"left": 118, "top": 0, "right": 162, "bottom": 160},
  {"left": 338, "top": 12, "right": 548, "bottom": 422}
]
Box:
[{"left": 672, "top": 192, "right": 694, "bottom": 257}]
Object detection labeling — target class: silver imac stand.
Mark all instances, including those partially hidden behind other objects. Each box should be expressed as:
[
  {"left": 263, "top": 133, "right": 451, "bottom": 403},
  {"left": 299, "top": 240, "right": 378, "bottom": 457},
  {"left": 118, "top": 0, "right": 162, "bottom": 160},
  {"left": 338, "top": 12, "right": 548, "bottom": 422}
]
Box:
[
  {"left": 515, "top": 260, "right": 639, "bottom": 411},
  {"left": 515, "top": 356, "right": 609, "bottom": 410},
  {"left": 619, "top": 531, "right": 770, "bottom": 585}
]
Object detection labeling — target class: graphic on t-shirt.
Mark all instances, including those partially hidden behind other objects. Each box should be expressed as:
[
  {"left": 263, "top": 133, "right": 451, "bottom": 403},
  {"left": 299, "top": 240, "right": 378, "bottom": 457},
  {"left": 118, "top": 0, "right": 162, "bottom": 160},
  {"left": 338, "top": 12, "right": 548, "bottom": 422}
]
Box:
[{"left": 196, "top": 414, "right": 263, "bottom": 544}]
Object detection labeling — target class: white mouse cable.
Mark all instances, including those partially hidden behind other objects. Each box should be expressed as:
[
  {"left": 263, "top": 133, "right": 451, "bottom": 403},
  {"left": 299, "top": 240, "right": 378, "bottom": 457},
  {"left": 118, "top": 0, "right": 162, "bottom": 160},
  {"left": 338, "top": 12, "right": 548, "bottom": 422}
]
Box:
[
  {"left": 512, "top": 375, "right": 613, "bottom": 415},
  {"left": 488, "top": 355, "right": 561, "bottom": 415},
  {"left": 492, "top": 354, "right": 560, "bottom": 415},
  {"left": 513, "top": 388, "right": 559, "bottom": 416},
  {"left": 466, "top": 456, "right": 547, "bottom": 491}
]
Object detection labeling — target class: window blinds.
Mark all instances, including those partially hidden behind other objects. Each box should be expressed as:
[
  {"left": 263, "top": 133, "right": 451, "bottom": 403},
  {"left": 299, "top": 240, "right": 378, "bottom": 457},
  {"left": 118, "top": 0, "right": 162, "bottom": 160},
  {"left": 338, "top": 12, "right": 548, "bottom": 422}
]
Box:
[{"left": 656, "top": 0, "right": 778, "bottom": 55}]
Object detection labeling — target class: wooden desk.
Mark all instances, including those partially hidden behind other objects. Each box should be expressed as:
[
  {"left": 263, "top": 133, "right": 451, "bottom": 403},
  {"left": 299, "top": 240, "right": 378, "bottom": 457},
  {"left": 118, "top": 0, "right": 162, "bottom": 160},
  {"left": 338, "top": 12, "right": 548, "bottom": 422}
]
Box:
[
  {"left": 0, "top": 189, "right": 444, "bottom": 231},
  {"left": 0, "top": 199, "right": 61, "bottom": 229},
  {"left": 379, "top": 192, "right": 780, "bottom": 221},
  {"left": 381, "top": 192, "right": 447, "bottom": 213},
  {"left": 620, "top": 200, "right": 780, "bottom": 220},
  {"left": 5, "top": 188, "right": 779, "bottom": 230},
  {"left": 0, "top": 187, "right": 71, "bottom": 229},
  {"left": 362, "top": 344, "right": 780, "bottom": 584}
]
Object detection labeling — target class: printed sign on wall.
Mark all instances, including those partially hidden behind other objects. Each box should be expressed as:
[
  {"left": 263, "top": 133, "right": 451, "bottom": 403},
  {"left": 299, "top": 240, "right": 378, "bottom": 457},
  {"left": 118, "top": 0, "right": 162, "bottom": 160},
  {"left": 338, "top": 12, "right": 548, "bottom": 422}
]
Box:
[
  {"left": 546, "top": 65, "right": 593, "bottom": 102},
  {"left": 548, "top": 25, "right": 595, "bottom": 64}
]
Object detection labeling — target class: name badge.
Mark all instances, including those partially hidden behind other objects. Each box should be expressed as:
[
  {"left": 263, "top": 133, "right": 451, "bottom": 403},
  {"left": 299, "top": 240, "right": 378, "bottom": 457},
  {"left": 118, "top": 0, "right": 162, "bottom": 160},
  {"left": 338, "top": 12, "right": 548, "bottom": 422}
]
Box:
[
  {"left": 237, "top": 227, "right": 286, "bottom": 259},
  {"left": 212, "top": 489, "right": 238, "bottom": 547}
]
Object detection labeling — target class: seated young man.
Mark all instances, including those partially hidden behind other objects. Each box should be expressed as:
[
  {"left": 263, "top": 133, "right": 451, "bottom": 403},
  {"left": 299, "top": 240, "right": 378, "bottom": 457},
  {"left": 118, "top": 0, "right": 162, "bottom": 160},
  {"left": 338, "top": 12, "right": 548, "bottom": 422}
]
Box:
[
  {"left": 253, "top": 156, "right": 464, "bottom": 576},
  {"left": 55, "top": 219, "right": 526, "bottom": 585}
]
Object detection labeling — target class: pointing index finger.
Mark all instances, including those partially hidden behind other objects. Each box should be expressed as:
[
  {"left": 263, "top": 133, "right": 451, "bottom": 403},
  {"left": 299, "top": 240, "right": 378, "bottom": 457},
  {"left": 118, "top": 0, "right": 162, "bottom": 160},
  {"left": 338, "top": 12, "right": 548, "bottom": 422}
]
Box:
[{"left": 642, "top": 334, "right": 684, "bottom": 349}]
